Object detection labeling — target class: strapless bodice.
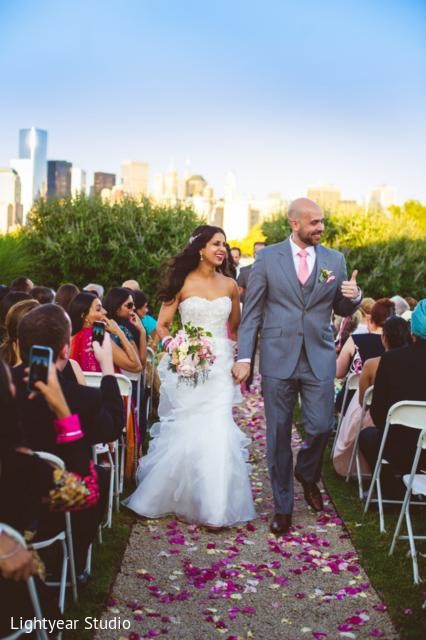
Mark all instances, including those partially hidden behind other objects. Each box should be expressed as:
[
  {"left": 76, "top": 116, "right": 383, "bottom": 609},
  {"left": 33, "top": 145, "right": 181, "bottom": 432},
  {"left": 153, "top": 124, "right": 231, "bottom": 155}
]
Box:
[{"left": 179, "top": 296, "right": 231, "bottom": 339}]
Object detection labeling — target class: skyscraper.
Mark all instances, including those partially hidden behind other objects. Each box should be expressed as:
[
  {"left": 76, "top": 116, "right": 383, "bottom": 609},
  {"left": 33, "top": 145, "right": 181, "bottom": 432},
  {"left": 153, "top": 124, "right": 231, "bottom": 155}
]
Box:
[
  {"left": 121, "top": 161, "right": 149, "bottom": 199},
  {"left": 0, "top": 168, "right": 22, "bottom": 233},
  {"left": 369, "top": 184, "right": 396, "bottom": 211},
  {"left": 93, "top": 172, "right": 116, "bottom": 195},
  {"left": 47, "top": 160, "right": 72, "bottom": 199},
  {"left": 10, "top": 127, "right": 47, "bottom": 222},
  {"left": 71, "top": 168, "right": 87, "bottom": 196}
]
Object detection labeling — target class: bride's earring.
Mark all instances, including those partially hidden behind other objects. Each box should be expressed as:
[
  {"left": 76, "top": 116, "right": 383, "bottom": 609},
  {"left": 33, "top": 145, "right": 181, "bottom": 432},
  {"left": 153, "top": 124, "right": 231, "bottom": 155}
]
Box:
[{"left": 199, "top": 252, "right": 204, "bottom": 261}]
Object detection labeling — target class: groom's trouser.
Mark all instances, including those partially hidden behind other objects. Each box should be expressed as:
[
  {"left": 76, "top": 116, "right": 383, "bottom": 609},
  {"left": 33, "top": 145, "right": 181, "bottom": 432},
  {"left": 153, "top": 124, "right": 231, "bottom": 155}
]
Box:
[{"left": 262, "top": 346, "right": 335, "bottom": 514}]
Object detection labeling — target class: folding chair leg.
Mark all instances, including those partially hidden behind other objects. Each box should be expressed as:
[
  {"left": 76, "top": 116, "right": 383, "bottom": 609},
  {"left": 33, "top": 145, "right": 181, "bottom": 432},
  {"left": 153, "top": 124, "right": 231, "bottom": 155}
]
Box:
[
  {"left": 376, "top": 476, "right": 386, "bottom": 533},
  {"left": 85, "top": 544, "right": 93, "bottom": 576},
  {"left": 364, "top": 459, "right": 381, "bottom": 513},
  {"left": 405, "top": 508, "right": 421, "bottom": 584},
  {"left": 58, "top": 539, "right": 68, "bottom": 614},
  {"left": 390, "top": 488, "right": 412, "bottom": 555},
  {"left": 27, "top": 577, "right": 49, "bottom": 640},
  {"left": 65, "top": 512, "right": 78, "bottom": 603},
  {"left": 114, "top": 446, "right": 120, "bottom": 512}
]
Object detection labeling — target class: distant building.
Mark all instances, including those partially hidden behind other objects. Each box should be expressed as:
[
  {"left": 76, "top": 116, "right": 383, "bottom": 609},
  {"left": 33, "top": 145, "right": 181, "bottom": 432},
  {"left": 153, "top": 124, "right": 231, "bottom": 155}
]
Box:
[
  {"left": 0, "top": 168, "right": 22, "bottom": 232},
  {"left": 163, "top": 166, "right": 179, "bottom": 202},
  {"left": 369, "top": 184, "right": 396, "bottom": 211},
  {"left": 10, "top": 127, "right": 47, "bottom": 222},
  {"left": 71, "top": 168, "right": 86, "bottom": 196},
  {"left": 151, "top": 173, "right": 164, "bottom": 201},
  {"left": 307, "top": 184, "right": 341, "bottom": 210},
  {"left": 122, "top": 161, "right": 149, "bottom": 199},
  {"left": 185, "top": 174, "right": 207, "bottom": 198},
  {"left": 47, "top": 160, "right": 72, "bottom": 199},
  {"left": 93, "top": 172, "right": 116, "bottom": 195}
]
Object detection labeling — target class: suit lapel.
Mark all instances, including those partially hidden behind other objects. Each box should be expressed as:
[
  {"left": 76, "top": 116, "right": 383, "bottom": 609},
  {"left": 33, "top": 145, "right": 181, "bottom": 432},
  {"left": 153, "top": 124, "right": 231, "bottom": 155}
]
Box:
[
  {"left": 306, "top": 244, "right": 328, "bottom": 309},
  {"left": 278, "top": 239, "right": 304, "bottom": 305}
]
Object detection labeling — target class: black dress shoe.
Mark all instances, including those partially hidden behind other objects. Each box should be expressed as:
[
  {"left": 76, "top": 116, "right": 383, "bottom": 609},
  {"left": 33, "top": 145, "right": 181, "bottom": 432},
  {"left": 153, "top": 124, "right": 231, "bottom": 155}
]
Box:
[
  {"left": 270, "top": 514, "right": 292, "bottom": 536},
  {"left": 294, "top": 471, "right": 324, "bottom": 512}
]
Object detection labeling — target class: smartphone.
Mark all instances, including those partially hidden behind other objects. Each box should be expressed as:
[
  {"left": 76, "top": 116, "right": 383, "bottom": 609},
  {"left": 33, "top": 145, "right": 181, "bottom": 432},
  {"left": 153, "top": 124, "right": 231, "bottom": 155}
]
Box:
[
  {"left": 92, "top": 321, "right": 106, "bottom": 346},
  {"left": 28, "top": 345, "right": 53, "bottom": 391}
]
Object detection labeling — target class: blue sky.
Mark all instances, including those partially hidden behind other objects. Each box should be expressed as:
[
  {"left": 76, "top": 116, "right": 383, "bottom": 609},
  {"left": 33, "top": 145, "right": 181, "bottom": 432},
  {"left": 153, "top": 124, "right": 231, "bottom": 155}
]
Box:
[{"left": 1, "top": 0, "right": 425, "bottom": 202}]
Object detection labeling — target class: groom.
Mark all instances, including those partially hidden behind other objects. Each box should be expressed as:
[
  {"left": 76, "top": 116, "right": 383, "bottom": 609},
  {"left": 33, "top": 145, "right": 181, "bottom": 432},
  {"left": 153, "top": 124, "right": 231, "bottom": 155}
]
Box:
[{"left": 232, "top": 198, "right": 360, "bottom": 536}]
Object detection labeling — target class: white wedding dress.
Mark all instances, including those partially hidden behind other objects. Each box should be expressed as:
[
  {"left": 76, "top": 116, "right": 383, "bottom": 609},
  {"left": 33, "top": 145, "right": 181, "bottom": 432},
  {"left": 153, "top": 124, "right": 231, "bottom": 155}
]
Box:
[{"left": 123, "top": 296, "right": 256, "bottom": 527}]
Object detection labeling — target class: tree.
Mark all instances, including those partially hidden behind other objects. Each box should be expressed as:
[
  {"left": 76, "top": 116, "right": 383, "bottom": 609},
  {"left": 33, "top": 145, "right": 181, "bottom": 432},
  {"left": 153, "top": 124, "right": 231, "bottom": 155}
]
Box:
[{"left": 24, "top": 195, "right": 201, "bottom": 307}]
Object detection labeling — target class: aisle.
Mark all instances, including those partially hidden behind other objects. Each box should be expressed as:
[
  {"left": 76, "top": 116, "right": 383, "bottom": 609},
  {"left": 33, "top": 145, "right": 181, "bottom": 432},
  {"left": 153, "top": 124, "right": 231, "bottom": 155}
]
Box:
[{"left": 95, "top": 380, "right": 397, "bottom": 640}]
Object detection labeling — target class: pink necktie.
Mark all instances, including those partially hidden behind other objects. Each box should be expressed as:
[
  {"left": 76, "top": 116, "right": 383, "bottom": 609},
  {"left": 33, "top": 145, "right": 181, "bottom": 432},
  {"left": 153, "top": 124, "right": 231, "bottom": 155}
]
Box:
[{"left": 297, "top": 250, "right": 309, "bottom": 284}]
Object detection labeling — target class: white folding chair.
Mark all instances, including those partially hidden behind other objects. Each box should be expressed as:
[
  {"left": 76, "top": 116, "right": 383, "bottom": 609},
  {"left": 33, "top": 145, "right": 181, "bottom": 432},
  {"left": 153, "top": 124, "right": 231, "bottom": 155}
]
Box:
[
  {"left": 83, "top": 371, "right": 132, "bottom": 505},
  {"left": 346, "top": 385, "right": 374, "bottom": 500},
  {"left": 331, "top": 372, "right": 359, "bottom": 459},
  {"left": 121, "top": 368, "right": 142, "bottom": 423},
  {"left": 364, "top": 401, "right": 426, "bottom": 533},
  {"left": 32, "top": 452, "right": 78, "bottom": 612},
  {"left": 389, "top": 420, "right": 426, "bottom": 584},
  {"left": 0, "top": 523, "right": 49, "bottom": 640}
]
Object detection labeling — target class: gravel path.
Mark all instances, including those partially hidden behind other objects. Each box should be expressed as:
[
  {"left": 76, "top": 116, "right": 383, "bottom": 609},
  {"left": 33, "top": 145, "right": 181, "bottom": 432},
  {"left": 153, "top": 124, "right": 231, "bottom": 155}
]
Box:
[{"left": 95, "top": 381, "right": 398, "bottom": 640}]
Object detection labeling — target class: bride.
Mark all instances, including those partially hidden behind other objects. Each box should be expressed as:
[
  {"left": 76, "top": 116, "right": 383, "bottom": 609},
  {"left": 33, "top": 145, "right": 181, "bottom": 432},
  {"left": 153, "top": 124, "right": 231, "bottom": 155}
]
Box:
[{"left": 123, "top": 225, "right": 256, "bottom": 528}]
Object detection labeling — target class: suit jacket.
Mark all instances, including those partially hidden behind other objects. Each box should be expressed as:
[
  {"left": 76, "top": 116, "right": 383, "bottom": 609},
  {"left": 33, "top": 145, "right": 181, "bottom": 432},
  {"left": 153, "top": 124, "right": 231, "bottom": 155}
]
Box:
[
  {"left": 237, "top": 238, "right": 358, "bottom": 380},
  {"left": 237, "top": 264, "right": 252, "bottom": 304},
  {"left": 12, "top": 364, "right": 124, "bottom": 476}
]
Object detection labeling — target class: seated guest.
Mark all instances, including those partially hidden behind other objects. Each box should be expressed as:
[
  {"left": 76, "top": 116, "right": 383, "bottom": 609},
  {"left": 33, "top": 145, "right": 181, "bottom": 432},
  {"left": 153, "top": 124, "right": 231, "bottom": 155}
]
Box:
[
  {"left": 83, "top": 282, "right": 104, "bottom": 299},
  {"left": 390, "top": 294, "right": 410, "bottom": 317},
  {"left": 333, "top": 316, "right": 412, "bottom": 477},
  {"left": 70, "top": 292, "right": 142, "bottom": 373},
  {"left": 335, "top": 298, "right": 395, "bottom": 414},
  {"left": 0, "top": 299, "right": 40, "bottom": 366},
  {"left": 104, "top": 287, "right": 146, "bottom": 370},
  {"left": 10, "top": 276, "right": 33, "bottom": 294},
  {"left": 122, "top": 279, "right": 140, "bottom": 291},
  {"left": 352, "top": 297, "right": 375, "bottom": 334},
  {"left": 12, "top": 304, "right": 124, "bottom": 578},
  {"left": 0, "top": 357, "right": 97, "bottom": 632},
  {"left": 30, "top": 285, "right": 55, "bottom": 305},
  {"left": 55, "top": 282, "right": 79, "bottom": 313},
  {"left": 133, "top": 289, "right": 157, "bottom": 343},
  {"left": 0, "top": 291, "right": 32, "bottom": 342},
  {"left": 359, "top": 299, "right": 426, "bottom": 489},
  {"left": 334, "top": 311, "right": 360, "bottom": 354},
  {"left": 336, "top": 298, "right": 395, "bottom": 378}
]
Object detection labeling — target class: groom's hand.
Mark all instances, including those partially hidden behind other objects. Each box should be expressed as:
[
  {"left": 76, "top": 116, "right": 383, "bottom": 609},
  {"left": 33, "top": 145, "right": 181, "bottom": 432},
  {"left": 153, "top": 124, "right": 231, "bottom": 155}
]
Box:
[
  {"left": 341, "top": 270, "right": 360, "bottom": 300},
  {"left": 232, "top": 362, "right": 250, "bottom": 384}
]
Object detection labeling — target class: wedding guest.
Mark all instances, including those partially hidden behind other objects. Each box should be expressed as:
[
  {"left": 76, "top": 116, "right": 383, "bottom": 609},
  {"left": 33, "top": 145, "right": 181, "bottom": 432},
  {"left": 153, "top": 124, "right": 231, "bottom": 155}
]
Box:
[
  {"left": 122, "top": 279, "right": 140, "bottom": 291},
  {"left": 359, "top": 299, "right": 426, "bottom": 488},
  {"left": 12, "top": 304, "right": 124, "bottom": 577},
  {"left": 31, "top": 285, "right": 55, "bottom": 305},
  {"left": 69, "top": 292, "right": 142, "bottom": 373},
  {"left": 237, "top": 241, "right": 266, "bottom": 304},
  {"left": 333, "top": 316, "right": 412, "bottom": 477},
  {"left": 352, "top": 297, "right": 375, "bottom": 334},
  {"left": 83, "top": 282, "right": 104, "bottom": 299},
  {"left": 10, "top": 276, "right": 33, "bottom": 294},
  {"left": 133, "top": 289, "right": 157, "bottom": 341},
  {"left": 104, "top": 287, "right": 146, "bottom": 370},
  {"left": 0, "top": 291, "right": 32, "bottom": 342},
  {"left": 0, "top": 299, "right": 40, "bottom": 366},
  {"left": 390, "top": 294, "right": 410, "bottom": 317},
  {"left": 405, "top": 296, "right": 417, "bottom": 311},
  {"left": 230, "top": 247, "right": 242, "bottom": 278},
  {"left": 55, "top": 282, "right": 80, "bottom": 313}
]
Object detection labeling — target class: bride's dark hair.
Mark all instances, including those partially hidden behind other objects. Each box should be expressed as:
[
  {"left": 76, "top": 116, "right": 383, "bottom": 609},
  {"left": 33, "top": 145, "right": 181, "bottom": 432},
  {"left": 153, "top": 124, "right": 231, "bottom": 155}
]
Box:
[{"left": 158, "top": 225, "right": 230, "bottom": 303}]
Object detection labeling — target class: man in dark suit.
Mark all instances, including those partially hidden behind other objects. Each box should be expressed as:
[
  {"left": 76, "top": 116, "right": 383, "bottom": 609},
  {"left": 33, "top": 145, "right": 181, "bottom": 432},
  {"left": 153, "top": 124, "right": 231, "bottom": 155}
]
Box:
[
  {"left": 237, "top": 242, "right": 266, "bottom": 304},
  {"left": 13, "top": 304, "right": 124, "bottom": 578},
  {"left": 360, "top": 299, "right": 426, "bottom": 477}
]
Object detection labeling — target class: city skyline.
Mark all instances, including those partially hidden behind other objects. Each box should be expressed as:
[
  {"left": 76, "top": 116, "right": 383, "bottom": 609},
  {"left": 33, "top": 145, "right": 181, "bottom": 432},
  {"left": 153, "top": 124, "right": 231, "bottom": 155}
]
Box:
[{"left": 1, "top": 1, "right": 425, "bottom": 204}]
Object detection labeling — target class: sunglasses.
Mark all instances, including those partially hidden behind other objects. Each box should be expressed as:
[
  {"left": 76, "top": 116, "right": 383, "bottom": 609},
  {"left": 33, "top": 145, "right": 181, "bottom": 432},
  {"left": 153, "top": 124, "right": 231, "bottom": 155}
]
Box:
[{"left": 123, "top": 301, "right": 135, "bottom": 309}]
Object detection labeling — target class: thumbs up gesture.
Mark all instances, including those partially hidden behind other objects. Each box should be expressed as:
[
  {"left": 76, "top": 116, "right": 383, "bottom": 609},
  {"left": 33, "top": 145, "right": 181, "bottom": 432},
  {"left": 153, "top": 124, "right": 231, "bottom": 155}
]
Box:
[{"left": 341, "top": 269, "right": 360, "bottom": 300}]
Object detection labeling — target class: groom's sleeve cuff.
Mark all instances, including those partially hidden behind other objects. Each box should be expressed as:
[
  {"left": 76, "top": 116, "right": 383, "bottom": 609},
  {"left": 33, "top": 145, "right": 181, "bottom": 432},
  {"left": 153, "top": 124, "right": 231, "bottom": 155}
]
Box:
[
  {"left": 237, "top": 358, "right": 251, "bottom": 363},
  {"left": 351, "top": 287, "right": 362, "bottom": 303}
]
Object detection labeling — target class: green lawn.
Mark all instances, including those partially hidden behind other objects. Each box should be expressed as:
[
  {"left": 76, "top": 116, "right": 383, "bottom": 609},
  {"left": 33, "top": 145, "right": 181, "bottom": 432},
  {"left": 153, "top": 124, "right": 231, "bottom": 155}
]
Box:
[{"left": 322, "top": 452, "right": 426, "bottom": 639}]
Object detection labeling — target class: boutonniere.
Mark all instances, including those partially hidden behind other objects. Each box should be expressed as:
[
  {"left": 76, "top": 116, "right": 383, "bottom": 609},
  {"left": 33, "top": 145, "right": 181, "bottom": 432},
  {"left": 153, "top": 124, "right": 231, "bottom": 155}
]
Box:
[{"left": 319, "top": 268, "right": 336, "bottom": 284}]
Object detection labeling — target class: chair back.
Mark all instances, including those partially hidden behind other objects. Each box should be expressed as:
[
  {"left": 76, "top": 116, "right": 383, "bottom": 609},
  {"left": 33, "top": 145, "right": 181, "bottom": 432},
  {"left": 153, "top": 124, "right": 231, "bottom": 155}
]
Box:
[
  {"left": 34, "top": 450, "right": 65, "bottom": 470},
  {"left": 387, "top": 401, "right": 426, "bottom": 431},
  {"left": 346, "top": 372, "right": 360, "bottom": 391},
  {"left": 362, "top": 385, "right": 374, "bottom": 410},
  {"left": 83, "top": 371, "right": 132, "bottom": 397}
]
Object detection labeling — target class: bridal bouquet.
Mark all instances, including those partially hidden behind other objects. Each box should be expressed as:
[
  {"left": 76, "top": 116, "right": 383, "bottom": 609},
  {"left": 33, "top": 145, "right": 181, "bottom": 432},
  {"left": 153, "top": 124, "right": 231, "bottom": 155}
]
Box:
[{"left": 165, "top": 322, "right": 216, "bottom": 387}]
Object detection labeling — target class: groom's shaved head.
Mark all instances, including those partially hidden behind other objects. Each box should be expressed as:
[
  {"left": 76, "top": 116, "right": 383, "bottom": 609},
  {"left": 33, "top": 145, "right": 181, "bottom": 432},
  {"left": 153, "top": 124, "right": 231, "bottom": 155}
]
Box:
[{"left": 287, "top": 198, "right": 322, "bottom": 221}]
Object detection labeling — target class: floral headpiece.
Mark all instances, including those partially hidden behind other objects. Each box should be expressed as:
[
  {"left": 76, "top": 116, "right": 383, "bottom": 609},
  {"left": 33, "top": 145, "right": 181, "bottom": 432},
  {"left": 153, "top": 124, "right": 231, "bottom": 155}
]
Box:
[{"left": 189, "top": 233, "right": 201, "bottom": 244}]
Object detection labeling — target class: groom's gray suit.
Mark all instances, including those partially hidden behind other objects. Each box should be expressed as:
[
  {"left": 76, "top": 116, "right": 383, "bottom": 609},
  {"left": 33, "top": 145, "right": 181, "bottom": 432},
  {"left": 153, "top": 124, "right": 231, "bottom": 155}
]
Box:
[{"left": 238, "top": 238, "right": 359, "bottom": 514}]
